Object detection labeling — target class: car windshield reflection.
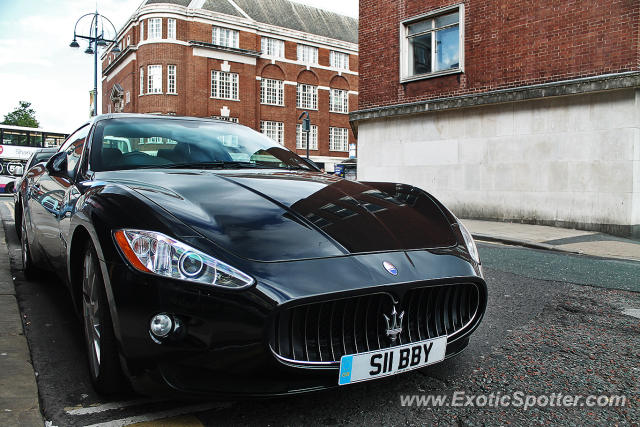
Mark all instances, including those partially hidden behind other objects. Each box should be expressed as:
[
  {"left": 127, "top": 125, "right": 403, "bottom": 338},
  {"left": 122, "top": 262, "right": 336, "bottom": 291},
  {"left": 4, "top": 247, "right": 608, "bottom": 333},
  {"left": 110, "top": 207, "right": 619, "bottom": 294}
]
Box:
[{"left": 90, "top": 118, "right": 316, "bottom": 172}]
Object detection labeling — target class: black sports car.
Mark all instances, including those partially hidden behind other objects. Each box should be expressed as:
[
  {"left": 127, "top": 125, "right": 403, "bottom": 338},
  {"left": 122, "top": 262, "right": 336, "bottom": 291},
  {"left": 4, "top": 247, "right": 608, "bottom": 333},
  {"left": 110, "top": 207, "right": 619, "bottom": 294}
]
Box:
[
  {"left": 14, "top": 147, "right": 58, "bottom": 238},
  {"left": 20, "top": 114, "right": 487, "bottom": 397}
]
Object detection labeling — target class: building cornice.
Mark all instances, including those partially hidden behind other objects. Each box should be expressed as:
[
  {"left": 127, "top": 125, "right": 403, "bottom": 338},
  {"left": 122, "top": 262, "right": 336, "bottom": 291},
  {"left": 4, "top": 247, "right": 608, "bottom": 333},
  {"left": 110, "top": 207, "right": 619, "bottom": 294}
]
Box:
[
  {"left": 349, "top": 71, "right": 640, "bottom": 129},
  {"left": 103, "top": 3, "right": 357, "bottom": 60},
  {"left": 103, "top": 46, "right": 138, "bottom": 76},
  {"left": 188, "top": 40, "right": 261, "bottom": 57}
]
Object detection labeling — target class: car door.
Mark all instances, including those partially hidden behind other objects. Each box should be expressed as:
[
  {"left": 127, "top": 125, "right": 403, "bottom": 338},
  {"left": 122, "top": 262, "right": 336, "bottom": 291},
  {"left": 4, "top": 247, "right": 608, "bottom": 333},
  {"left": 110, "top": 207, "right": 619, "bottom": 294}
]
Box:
[{"left": 29, "top": 125, "right": 89, "bottom": 271}]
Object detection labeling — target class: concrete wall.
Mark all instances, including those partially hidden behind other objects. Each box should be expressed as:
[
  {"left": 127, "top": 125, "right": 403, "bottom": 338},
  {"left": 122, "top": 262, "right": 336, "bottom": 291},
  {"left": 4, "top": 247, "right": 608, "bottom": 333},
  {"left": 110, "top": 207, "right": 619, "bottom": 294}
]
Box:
[{"left": 358, "top": 89, "right": 640, "bottom": 237}]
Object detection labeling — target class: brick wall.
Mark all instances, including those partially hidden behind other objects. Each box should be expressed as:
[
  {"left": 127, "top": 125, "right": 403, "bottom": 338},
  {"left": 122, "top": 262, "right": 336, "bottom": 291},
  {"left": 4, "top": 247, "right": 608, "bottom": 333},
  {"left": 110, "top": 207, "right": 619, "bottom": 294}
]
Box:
[
  {"left": 358, "top": 0, "right": 640, "bottom": 110},
  {"left": 103, "top": 15, "right": 357, "bottom": 160}
]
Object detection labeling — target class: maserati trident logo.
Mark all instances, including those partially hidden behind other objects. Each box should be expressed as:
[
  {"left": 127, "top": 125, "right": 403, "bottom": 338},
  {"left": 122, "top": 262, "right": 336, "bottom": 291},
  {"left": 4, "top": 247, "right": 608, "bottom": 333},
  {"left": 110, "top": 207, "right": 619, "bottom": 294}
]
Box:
[
  {"left": 383, "top": 261, "right": 398, "bottom": 275},
  {"left": 383, "top": 305, "right": 404, "bottom": 344}
]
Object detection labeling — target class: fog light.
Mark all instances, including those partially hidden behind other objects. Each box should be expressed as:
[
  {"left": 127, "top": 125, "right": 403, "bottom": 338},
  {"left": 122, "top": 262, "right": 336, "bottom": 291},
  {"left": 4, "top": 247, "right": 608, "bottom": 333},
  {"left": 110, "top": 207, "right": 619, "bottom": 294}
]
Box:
[{"left": 150, "top": 313, "right": 173, "bottom": 337}]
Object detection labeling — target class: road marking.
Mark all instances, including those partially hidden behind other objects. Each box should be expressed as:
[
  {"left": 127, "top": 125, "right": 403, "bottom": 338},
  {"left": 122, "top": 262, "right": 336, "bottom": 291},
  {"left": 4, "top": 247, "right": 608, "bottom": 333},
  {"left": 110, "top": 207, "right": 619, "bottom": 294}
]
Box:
[
  {"left": 622, "top": 308, "right": 640, "bottom": 319},
  {"left": 65, "top": 398, "right": 162, "bottom": 415},
  {"left": 128, "top": 414, "right": 204, "bottom": 426},
  {"left": 0, "top": 199, "right": 13, "bottom": 220},
  {"left": 83, "top": 402, "right": 230, "bottom": 427}
]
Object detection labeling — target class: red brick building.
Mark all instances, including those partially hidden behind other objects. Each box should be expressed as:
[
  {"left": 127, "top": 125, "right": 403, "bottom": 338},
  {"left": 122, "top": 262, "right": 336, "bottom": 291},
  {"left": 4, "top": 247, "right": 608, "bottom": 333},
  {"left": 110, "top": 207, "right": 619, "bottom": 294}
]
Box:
[
  {"left": 352, "top": 0, "right": 640, "bottom": 237},
  {"left": 102, "top": 0, "right": 358, "bottom": 171}
]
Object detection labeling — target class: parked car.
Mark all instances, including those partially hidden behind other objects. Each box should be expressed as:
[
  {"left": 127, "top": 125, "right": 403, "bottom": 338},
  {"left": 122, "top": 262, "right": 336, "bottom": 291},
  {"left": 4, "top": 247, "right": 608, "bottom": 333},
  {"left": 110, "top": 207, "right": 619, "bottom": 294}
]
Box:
[
  {"left": 13, "top": 147, "right": 58, "bottom": 238},
  {"left": 20, "top": 114, "right": 487, "bottom": 397}
]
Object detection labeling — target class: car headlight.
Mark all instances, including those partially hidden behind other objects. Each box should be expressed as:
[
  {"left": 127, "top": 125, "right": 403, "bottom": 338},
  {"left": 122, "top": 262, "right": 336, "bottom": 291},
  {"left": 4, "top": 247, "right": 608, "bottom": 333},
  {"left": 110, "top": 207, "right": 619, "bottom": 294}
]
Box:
[
  {"left": 113, "top": 229, "right": 254, "bottom": 289},
  {"left": 457, "top": 221, "right": 480, "bottom": 264}
]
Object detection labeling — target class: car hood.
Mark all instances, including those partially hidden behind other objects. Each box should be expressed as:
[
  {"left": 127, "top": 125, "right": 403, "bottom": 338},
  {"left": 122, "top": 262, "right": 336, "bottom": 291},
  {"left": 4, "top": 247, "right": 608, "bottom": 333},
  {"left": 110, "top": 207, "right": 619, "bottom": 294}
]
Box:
[{"left": 95, "top": 170, "right": 457, "bottom": 261}]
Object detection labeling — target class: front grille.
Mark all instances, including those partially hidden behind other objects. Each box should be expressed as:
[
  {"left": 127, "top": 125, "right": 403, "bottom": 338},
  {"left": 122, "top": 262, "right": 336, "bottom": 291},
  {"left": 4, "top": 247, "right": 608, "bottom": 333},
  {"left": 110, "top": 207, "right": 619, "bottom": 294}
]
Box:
[{"left": 270, "top": 283, "right": 479, "bottom": 365}]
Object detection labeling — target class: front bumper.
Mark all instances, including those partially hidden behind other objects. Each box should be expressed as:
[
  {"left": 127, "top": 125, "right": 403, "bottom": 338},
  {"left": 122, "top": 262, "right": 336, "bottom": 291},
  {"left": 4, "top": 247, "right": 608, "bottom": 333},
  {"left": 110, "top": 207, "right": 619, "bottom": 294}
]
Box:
[{"left": 102, "top": 248, "right": 487, "bottom": 397}]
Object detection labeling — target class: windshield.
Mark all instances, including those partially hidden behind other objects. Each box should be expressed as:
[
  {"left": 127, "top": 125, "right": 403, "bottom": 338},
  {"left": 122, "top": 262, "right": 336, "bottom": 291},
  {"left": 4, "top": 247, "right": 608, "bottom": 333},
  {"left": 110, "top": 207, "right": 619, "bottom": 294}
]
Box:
[{"left": 90, "top": 118, "right": 317, "bottom": 172}]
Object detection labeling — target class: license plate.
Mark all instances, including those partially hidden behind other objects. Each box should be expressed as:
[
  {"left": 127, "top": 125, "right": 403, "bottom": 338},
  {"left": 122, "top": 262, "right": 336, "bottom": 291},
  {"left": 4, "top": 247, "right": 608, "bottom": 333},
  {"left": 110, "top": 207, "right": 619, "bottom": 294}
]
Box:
[{"left": 338, "top": 336, "right": 447, "bottom": 385}]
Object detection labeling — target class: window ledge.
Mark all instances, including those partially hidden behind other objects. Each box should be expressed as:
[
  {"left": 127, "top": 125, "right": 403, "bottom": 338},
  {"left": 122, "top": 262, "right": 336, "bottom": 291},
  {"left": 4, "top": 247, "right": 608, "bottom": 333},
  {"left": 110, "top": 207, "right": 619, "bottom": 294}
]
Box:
[
  {"left": 167, "top": 93, "right": 179, "bottom": 96},
  {"left": 329, "top": 110, "right": 350, "bottom": 115},
  {"left": 210, "top": 97, "right": 240, "bottom": 101},
  {"left": 400, "top": 68, "right": 463, "bottom": 84},
  {"left": 139, "top": 92, "right": 164, "bottom": 96},
  {"left": 261, "top": 102, "right": 285, "bottom": 107}
]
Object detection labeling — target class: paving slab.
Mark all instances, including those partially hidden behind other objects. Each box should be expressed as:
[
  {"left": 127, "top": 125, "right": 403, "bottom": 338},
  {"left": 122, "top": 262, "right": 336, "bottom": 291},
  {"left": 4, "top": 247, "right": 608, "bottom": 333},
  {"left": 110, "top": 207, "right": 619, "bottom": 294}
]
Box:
[
  {"left": 0, "top": 199, "right": 42, "bottom": 426},
  {"left": 463, "top": 219, "right": 640, "bottom": 262}
]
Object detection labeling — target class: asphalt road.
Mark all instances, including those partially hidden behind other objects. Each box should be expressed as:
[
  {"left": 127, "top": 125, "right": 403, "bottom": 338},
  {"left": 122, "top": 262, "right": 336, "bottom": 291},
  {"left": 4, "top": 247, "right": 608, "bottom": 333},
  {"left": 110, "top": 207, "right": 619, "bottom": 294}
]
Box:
[{"left": 0, "top": 196, "right": 637, "bottom": 426}]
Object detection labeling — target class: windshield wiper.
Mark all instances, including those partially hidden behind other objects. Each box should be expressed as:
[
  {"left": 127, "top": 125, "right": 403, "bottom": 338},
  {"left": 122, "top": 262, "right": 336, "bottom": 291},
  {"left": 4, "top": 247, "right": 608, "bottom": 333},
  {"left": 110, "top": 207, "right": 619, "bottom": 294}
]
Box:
[{"left": 126, "top": 161, "right": 307, "bottom": 171}]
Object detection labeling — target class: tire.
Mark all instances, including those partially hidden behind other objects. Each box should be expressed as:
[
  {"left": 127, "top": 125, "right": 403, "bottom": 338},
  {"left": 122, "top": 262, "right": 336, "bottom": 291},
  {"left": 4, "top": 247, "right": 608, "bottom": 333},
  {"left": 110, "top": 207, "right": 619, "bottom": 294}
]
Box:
[
  {"left": 21, "top": 213, "right": 38, "bottom": 280},
  {"left": 15, "top": 203, "right": 22, "bottom": 239},
  {"left": 82, "top": 240, "right": 127, "bottom": 395}
]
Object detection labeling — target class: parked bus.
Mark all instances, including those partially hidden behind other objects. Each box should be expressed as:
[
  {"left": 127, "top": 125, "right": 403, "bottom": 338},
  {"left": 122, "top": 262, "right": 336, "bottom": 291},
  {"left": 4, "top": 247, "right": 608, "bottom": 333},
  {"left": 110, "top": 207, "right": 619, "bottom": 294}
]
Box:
[
  {"left": 0, "top": 125, "right": 68, "bottom": 171},
  {"left": 0, "top": 124, "right": 68, "bottom": 192}
]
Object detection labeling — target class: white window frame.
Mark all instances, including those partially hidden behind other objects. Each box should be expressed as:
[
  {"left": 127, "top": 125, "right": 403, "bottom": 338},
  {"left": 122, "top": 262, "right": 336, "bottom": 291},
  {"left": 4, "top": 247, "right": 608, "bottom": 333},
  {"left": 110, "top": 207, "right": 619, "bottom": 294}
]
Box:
[
  {"left": 329, "top": 88, "right": 349, "bottom": 113},
  {"left": 140, "top": 20, "right": 144, "bottom": 41},
  {"left": 297, "top": 44, "right": 318, "bottom": 64},
  {"left": 296, "top": 84, "right": 317, "bottom": 110},
  {"left": 167, "top": 18, "right": 176, "bottom": 40},
  {"left": 296, "top": 124, "right": 318, "bottom": 150},
  {"left": 329, "top": 127, "right": 349, "bottom": 152},
  {"left": 211, "top": 70, "right": 239, "bottom": 100},
  {"left": 400, "top": 4, "right": 464, "bottom": 82},
  {"left": 167, "top": 65, "right": 177, "bottom": 94},
  {"left": 212, "top": 26, "right": 239, "bottom": 48},
  {"left": 260, "top": 121, "right": 284, "bottom": 144},
  {"left": 212, "top": 115, "right": 239, "bottom": 123},
  {"left": 261, "top": 37, "right": 285, "bottom": 58},
  {"left": 127, "top": 35, "right": 130, "bottom": 46},
  {"left": 260, "top": 78, "right": 284, "bottom": 106},
  {"left": 147, "top": 65, "right": 162, "bottom": 94},
  {"left": 148, "top": 18, "right": 162, "bottom": 40},
  {"left": 139, "top": 67, "right": 144, "bottom": 94},
  {"left": 330, "top": 51, "right": 349, "bottom": 70}
]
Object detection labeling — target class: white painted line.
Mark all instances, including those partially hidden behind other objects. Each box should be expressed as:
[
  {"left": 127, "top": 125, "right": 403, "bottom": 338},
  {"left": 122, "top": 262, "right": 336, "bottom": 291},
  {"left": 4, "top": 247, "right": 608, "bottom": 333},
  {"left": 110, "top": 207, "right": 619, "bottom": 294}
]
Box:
[
  {"left": 0, "top": 200, "right": 14, "bottom": 221},
  {"left": 84, "top": 402, "right": 230, "bottom": 427},
  {"left": 65, "top": 398, "right": 161, "bottom": 415},
  {"left": 622, "top": 308, "right": 640, "bottom": 319}
]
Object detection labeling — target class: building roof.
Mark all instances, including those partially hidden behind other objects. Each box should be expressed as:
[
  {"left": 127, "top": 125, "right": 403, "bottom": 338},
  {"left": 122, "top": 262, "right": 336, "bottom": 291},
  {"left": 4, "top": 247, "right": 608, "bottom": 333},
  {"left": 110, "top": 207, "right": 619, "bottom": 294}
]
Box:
[
  {"left": 201, "top": 0, "right": 244, "bottom": 18},
  {"left": 145, "top": 0, "right": 191, "bottom": 6},
  {"left": 143, "top": 0, "right": 358, "bottom": 44}
]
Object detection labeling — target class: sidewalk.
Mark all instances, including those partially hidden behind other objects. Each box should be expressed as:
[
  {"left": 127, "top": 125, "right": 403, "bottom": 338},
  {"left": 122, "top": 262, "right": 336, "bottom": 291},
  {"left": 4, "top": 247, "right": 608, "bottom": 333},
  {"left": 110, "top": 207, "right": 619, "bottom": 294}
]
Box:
[
  {"left": 0, "top": 207, "right": 41, "bottom": 425},
  {"left": 462, "top": 219, "right": 640, "bottom": 262}
]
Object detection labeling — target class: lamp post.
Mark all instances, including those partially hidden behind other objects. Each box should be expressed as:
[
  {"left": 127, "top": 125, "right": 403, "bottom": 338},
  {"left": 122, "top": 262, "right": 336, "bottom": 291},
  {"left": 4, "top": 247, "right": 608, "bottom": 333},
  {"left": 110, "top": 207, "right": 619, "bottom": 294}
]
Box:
[
  {"left": 298, "top": 111, "right": 310, "bottom": 159},
  {"left": 70, "top": 11, "right": 120, "bottom": 117}
]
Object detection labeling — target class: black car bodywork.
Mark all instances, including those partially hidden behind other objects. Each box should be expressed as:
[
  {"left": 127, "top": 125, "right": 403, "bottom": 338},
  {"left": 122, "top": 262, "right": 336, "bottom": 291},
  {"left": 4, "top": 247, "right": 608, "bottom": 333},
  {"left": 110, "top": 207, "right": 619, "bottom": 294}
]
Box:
[
  {"left": 14, "top": 147, "right": 58, "bottom": 236},
  {"left": 21, "top": 114, "right": 487, "bottom": 397}
]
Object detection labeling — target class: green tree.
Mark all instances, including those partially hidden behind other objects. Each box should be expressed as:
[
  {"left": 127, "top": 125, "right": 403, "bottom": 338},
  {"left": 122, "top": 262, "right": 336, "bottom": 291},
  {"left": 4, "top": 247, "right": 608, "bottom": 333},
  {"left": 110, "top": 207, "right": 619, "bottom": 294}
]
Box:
[{"left": 2, "top": 101, "right": 40, "bottom": 128}]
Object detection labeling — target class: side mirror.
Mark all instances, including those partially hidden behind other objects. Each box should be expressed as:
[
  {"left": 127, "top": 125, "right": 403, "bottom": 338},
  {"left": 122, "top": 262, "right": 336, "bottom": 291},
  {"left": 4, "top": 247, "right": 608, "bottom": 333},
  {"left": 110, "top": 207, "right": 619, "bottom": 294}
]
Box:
[{"left": 45, "top": 152, "right": 68, "bottom": 176}]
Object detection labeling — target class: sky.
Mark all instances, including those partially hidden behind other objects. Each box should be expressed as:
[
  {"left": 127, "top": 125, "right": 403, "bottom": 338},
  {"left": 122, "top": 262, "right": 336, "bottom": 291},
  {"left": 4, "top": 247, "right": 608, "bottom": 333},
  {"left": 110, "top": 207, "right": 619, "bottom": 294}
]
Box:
[{"left": 0, "top": 0, "right": 358, "bottom": 133}]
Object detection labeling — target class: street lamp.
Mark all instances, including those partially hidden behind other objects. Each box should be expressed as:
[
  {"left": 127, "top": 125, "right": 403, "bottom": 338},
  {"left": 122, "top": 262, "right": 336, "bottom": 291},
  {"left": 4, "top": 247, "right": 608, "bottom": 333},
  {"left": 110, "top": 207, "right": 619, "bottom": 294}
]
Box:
[
  {"left": 298, "top": 111, "right": 310, "bottom": 159},
  {"left": 70, "top": 11, "right": 120, "bottom": 117}
]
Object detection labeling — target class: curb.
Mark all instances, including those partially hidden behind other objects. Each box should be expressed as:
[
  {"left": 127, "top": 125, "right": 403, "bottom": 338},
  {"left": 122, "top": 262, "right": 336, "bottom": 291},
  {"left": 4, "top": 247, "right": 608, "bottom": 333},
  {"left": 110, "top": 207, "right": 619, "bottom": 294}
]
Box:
[
  {"left": 472, "top": 233, "right": 584, "bottom": 255},
  {"left": 0, "top": 200, "right": 43, "bottom": 426}
]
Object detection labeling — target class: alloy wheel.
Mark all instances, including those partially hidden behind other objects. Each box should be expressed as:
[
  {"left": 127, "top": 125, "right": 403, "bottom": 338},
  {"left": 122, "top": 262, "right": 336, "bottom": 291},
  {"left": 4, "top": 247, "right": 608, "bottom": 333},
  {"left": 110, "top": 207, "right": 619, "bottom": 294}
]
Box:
[
  {"left": 21, "top": 216, "right": 29, "bottom": 270},
  {"left": 82, "top": 250, "right": 102, "bottom": 378}
]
